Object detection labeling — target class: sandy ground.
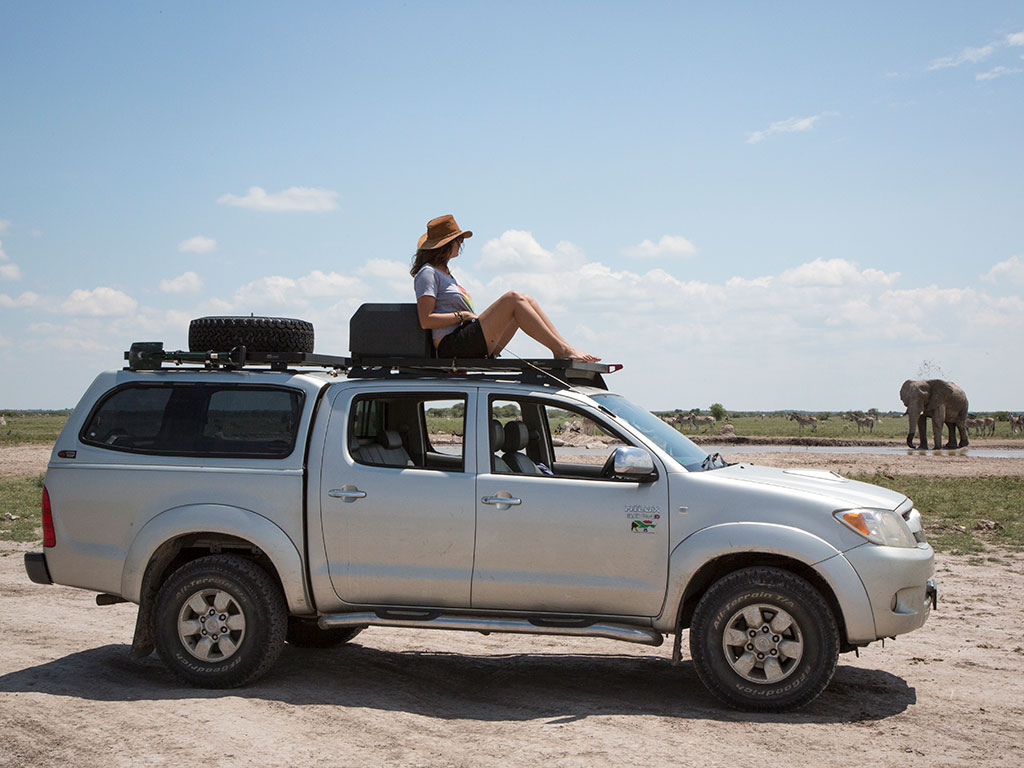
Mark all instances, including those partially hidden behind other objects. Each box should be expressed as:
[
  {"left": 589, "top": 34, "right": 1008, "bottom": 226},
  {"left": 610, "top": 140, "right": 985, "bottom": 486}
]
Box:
[
  {"left": 0, "top": 444, "right": 51, "bottom": 477},
  {"left": 2, "top": 443, "right": 1024, "bottom": 766},
  {"left": 2, "top": 543, "right": 1023, "bottom": 768}
]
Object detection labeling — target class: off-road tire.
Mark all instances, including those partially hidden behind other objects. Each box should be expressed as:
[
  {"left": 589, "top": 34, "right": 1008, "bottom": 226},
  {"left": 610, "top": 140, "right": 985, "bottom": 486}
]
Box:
[
  {"left": 285, "top": 617, "right": 364, "bottom": 648},
  {"left": 153, "top": 555, "right": 287, "bottom": 688},
  {"left": 188, "top": 316, "right": 314, "bottom": 354},
  {"left": 689, "top": 566, "right": 839, "bottom": 712}
]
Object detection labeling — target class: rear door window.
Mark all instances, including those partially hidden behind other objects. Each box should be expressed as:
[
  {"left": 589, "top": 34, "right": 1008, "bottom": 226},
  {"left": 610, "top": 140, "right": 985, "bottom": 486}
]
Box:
[{"left": 348, "top": 393, "right": 466, "bottom": 471}]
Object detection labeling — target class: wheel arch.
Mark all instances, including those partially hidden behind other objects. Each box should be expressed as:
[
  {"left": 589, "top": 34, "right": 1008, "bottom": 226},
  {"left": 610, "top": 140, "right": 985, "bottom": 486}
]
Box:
[
  {"left": 658, "top": 523, "right": 874, "bottom": 648},
  {"left": 676, "top": 552, "right": 850, "bottom": 649},
  {"left": 122, "top": 504, "right": 311, "bottom": 614}
]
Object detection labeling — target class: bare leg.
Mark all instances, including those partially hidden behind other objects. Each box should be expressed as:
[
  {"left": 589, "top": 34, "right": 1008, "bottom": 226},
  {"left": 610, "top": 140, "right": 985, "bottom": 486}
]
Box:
[
  {"left": 477, "top": 291, "right": 599, "bottom": 361},
  {"left": 491, "top": 294, "right": 568, "bottom": 355},
  {"left": 491, "top": 318, "right": 517, "bottom": 355},
  {"left": 524, "top": 294, "right": 571, "bottom": 349}
]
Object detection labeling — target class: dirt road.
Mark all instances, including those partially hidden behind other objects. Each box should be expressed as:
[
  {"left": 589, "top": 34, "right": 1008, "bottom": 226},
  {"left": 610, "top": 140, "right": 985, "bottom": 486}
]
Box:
[{"left": 2, "top": 543, "right": 1023, "bottom": 767}]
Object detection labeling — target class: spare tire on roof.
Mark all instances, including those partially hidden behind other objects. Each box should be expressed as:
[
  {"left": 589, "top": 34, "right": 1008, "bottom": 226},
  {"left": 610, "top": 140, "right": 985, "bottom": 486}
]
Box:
[{"left": 188, "top": 316, "right": 315, "bottom": 354}]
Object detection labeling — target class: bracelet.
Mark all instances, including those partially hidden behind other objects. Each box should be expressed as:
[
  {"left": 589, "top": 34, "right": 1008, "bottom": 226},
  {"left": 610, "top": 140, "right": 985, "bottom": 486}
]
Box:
[{"left": 455, "top": 311, "right": 463, "bottom": 321}]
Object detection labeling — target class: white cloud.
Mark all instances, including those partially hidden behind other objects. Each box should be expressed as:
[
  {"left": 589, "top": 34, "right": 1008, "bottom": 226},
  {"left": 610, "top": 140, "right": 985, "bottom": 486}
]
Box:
[
  {"left": 623, "top": 235, "right": 698, "bottom": 259},
  {"left": 746, "top": 112, "right": 837, "bottom": 144},
  {"left": 59, "top": 287, "right": 138, "bottom": 317},
  {"left": 928, "top": 44, "right": 996, "bottom": 70},
  {"left": 159, "top": 271, "right": 203, "bottom": 294},
  {"left": 358, "top": 258, "right": 410, "bottom": 282},
  {"left": 0, "top": 291, "right": 40, "bottom": 308},
  {"left": 357, "top": 258, "right": 414, "bottom": 295},
  {"left": 1007, "top": 32, "right": 1024, "bottom": 46},
  {"left": 177, "top": 235, "right": 217, "bottom": 254},
  {"left": 295, "top": 270, "right": 366, "bottom": 298},
  {"left": 217, "top": 186, "right": 340, "bottom": 212},
  {"left": 981, "top": 255, "right": 1024, "bottom": 285},
  {"left": 0, "top": 220, "right": 9, "bottom": 234},
  {"left": 976, "top": 65, "right": 1021, "bottom": 81},
  {"left": 233, "top": 270, "right": 369, "bottom": 309},
  {"left": 0, "top": 239, "right": 19, "bottom": 279},
  {"left": 478, "top": 230, "right": 586, "bottom": 273},
  {"left": 779, "top": 258, "right": 899, "bottom": 287}
]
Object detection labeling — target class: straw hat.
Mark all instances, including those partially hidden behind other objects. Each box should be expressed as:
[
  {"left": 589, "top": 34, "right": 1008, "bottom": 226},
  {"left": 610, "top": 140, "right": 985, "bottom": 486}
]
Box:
[{"left": 417, "top": 214, "right": 473, "bottom": 250}]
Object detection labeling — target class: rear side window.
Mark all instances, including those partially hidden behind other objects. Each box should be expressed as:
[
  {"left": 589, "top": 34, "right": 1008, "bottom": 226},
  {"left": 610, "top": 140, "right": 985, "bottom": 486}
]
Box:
[
  {"left": 80, "top": 384, "right": 303, "bottom": 458},
  {"left": 348, "top": 393, "right": 466, "bottom": 471}
]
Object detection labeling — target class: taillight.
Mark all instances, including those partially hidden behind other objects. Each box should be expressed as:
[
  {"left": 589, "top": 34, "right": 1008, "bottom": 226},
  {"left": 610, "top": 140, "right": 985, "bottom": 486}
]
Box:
[{"left": 41, "top": 486, "right": 55, "bottom": 548}]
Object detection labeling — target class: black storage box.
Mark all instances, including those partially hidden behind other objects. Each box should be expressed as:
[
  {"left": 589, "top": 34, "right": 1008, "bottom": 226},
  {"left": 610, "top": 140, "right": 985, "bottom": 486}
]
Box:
[{"left": 350, "top": 303, "right": 434, "bottom": 360}]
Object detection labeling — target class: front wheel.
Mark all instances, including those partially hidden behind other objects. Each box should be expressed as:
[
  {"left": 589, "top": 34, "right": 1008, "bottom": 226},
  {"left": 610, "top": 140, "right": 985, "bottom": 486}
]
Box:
[
  {"left": 153, "top": 555, "right": 287, "bottom": 688},
  {"left": 689, "top": 567, "right": 839, "bottom": 711}
]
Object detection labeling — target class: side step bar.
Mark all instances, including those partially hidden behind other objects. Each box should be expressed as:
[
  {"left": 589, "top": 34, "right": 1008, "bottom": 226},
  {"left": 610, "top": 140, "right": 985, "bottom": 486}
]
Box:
[{"left": 319, "top": 611, "right": 664, "bottom": 647}]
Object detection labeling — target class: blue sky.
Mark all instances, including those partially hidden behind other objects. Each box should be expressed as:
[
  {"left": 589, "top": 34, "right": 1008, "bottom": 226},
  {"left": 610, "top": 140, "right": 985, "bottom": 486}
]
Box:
[{"left": 2, "top": 2, "right": 1022, "bottom": 412}]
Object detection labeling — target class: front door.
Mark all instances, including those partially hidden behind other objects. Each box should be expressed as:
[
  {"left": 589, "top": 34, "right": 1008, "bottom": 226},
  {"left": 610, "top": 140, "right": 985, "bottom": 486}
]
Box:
[
  {"left": 319, "top": 387, "right": 477, "bottom": 607},
  {"left": 472, "top": 394, "right": 669, "bottom": 616}
]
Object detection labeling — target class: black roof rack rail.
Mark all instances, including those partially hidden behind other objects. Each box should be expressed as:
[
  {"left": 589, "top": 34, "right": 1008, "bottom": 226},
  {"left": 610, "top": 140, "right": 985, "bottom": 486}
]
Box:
[
  {"left": 347, "top": 357, "right": 621, "bottom": 389},
  {"left": 125, "top": 342, "right": 351, "bottom": 372}
]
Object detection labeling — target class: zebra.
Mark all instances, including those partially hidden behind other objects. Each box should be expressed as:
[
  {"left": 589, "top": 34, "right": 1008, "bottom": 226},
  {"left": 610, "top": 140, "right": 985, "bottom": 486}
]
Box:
[
  {"left": 693, "top": 414, "right": 715, "bottom": 433},
  {"left": 788, "top": 413, "right": 817, "bottom": 433}
]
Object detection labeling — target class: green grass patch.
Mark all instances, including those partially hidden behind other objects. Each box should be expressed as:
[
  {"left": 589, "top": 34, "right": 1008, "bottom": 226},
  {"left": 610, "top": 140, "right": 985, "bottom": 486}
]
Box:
[
  {"left": 849, "top": 474, "right": 1024, "bottom": 554},
  {"left": 0, "top": 411, "right": 70, "bottom": 446},
  {"left": 0, "top": 473, "right": 45, "bottom": 542}
]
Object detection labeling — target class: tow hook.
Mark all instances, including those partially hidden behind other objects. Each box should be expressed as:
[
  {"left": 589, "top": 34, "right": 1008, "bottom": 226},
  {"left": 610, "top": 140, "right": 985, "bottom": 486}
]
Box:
[{"left": 926, "top": 579, "right": 938, "bottom": 610}]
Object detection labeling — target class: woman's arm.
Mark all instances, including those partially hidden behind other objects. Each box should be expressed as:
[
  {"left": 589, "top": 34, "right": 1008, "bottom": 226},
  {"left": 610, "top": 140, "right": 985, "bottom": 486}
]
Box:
[{"left": 416, "top": 295, "right": 475, "bottom": 330}]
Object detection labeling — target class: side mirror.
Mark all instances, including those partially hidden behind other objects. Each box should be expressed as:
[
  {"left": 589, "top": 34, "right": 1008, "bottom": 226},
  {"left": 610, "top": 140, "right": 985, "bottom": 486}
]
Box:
[{"left": 613, "top": 446, "right": 657, "bottom": 482}]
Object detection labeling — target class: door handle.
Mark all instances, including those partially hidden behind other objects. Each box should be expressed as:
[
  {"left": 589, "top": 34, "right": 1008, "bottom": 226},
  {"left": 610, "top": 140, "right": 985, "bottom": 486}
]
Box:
[
  {"left": 329, "top": 488, "right": 367, "bottom": 500},
  {"left": 481, "top": 495, "right": 521, "bottom": 506}
]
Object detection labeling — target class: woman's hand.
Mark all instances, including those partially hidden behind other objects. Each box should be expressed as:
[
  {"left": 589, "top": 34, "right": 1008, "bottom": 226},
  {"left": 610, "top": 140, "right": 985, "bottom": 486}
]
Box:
[{"left": 460, "top": 311, "right": 478, "bottom": 322}]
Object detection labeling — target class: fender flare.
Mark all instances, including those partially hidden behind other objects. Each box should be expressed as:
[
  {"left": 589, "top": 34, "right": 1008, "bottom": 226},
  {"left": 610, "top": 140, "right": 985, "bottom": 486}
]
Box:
[
  {"left": 121, "top": 503, "right": 312, "bottom": 614},
  {"left": 655, "top": 522, "right": 875, "bottom": 643}
]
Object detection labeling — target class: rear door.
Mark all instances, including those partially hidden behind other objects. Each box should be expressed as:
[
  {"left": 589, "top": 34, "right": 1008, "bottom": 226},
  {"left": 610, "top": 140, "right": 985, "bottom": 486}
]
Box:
[{"left": 319, "top": 386, "right": 477, "bottom": 607}]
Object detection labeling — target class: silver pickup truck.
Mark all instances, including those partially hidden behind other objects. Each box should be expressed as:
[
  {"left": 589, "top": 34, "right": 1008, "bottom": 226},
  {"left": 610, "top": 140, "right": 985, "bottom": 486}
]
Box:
[{"left": 24, "top": 311, "right": 936, "bottom": 711}]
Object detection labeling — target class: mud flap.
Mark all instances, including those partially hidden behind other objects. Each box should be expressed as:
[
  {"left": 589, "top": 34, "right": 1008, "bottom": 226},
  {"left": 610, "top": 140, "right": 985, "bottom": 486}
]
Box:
[
  {"left": 130, "top": 595, "right": 155, "bottom": 660},
  {"left": 671, "top": 615, "right": 683, "bottom": 666}
]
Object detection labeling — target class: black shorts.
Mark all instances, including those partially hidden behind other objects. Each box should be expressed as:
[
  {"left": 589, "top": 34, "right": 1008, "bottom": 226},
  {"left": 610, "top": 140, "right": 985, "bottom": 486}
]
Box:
[{"left": 437, "top": 319, "right": 488, "bottom": 358}]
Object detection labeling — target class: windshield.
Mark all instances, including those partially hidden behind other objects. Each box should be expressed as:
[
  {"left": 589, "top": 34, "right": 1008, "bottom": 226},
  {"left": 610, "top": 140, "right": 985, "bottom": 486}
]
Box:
[{"left": 591, "top": 393, "right": 711, "bottom": 471}]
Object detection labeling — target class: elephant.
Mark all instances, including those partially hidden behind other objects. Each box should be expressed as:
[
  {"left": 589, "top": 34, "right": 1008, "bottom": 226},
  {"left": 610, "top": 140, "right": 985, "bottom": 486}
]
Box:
[{"left": 899, "top": 379, "right": 969, "bottom": 450}]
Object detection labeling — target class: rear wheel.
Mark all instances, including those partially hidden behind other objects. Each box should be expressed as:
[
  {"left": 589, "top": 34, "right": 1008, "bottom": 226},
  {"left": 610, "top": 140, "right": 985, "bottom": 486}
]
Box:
[
  {"left": 689, "top": 567, "right": 839, "bottom": 711},
  {"left": 153, "top": 555, "right": 287, "bottom": 688}
]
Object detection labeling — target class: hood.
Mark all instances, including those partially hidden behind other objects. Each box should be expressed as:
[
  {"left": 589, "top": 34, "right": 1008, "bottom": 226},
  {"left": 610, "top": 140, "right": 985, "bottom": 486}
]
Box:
[{"left": 710, "top": 463, "right": 908, "bottom": 511}]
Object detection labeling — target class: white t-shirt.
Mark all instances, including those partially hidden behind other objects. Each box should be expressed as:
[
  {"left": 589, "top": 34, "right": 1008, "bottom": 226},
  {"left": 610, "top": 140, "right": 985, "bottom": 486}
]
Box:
[{"left": 414, "top": 264, "right": 475, "bottom": 341}]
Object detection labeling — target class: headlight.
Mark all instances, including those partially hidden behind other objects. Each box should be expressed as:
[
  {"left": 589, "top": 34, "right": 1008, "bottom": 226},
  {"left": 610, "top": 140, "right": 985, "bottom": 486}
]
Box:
[{"left": 834, "top": 508, "right": 917, "bottom": 548}]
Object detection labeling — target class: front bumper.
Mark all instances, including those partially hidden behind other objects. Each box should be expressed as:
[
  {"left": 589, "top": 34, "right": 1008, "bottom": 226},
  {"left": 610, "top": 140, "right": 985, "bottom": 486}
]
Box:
[
  {"left": 844, "top": 542, "right": 935, "bottom": 639},
  {"left": 24, "top": 552, "right": 53, "bottom": 585}
]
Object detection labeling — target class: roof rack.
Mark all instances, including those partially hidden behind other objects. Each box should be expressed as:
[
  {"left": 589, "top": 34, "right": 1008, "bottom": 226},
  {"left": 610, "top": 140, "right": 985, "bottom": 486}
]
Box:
[
  {"left": 124, "top": 342, "right": 621, "bottom": 389},
  {"left": 348, "top": 356, "right": 621, "bottom": 389}
]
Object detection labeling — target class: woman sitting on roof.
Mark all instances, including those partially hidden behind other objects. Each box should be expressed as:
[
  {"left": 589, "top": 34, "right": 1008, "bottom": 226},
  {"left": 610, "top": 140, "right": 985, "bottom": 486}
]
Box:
[{"left": 411, "top": 214, "right": 599, "bottom": 362}]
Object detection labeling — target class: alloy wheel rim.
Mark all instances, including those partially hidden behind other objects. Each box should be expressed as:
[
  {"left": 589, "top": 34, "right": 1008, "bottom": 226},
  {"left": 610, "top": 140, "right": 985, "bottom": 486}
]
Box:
[
  {"left": 721, "top": 602, "right": 804, "bottom": 684},
  {"left": 177, "top": 588, "right": 247, "bottom": 662}
]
